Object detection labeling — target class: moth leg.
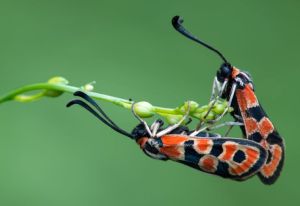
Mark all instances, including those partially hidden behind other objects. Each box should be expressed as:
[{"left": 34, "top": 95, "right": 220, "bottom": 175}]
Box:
[
  {"left": 190, "top": 81, "right": 237, "bottom": 137},
  {"left": 191, "top": 121, "right": 242, "bottom": 138},
  {"left": 150, "top": 119, "right": 163, "bottom": 137},
  {"left": 210, "top": 76, "right": 222, "bottom": 101},
  {"left": 204, "top": 82, "right": 238, "bottom": 127},
  {"left": 207, "top": 119, "right": 244, "bottom": 137},
  {"left": 224, "top": 124, "right": 234, "bottom": 137},
  {"left": 233, "top": 114, "right": 243, "bottom": 122},
  {"left": 131, "top": 102, "right": 153, "bottom": 137},
  {"left": 156, "top": 101, "right": 191, "bottom": 137},
  {"left": 212, "top": 83, "right": 237, "bottom": 123},
  {"left": 207, "top": 121, "right": 243, "bottom": 131},
  {"left": 189, "top": 129, "right": 222, "bottom": 138},
  {"left": 192, "top": 79, "right": 229, "bottom": 136},
  {"left": 185, "top": 117, "right": 192, "bottom": 126}
]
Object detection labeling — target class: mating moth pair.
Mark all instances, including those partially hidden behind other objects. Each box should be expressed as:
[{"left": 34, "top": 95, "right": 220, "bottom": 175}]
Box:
[{"left": 67, "top": 16, "right": 284, "bottom": 185}]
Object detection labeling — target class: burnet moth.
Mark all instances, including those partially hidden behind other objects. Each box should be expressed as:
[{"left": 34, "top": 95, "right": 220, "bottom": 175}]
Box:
[
  {"left": 171, "top": 16, "right": 284, "bottom": 184},
  {"left": 67, "top": 91, "right": 267, "bottom": 182}
]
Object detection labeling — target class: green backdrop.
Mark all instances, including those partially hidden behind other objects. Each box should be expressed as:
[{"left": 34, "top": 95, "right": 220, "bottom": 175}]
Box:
[{"left": 0, "top": 0, "right": 299, "bottom": 205}]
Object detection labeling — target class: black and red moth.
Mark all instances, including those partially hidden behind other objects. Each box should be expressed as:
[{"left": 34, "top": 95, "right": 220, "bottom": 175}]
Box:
[
  {"left": 66, "top": 16, "right": 284, "bottom": 184},
  {"left": 67, "top": 91, "right": 267, "bottom": 182},
  {"left": 172, "top": 16, "right": 284, "bottom": 184}
]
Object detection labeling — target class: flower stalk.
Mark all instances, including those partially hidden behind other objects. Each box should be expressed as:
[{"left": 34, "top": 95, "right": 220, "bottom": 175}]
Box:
[{"left": 0, "top": 76, "right": 232, "bottom": 124}]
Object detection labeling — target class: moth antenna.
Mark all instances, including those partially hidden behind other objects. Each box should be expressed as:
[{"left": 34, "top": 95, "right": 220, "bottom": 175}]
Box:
[
  {"left": 172, "top": 15, "right": 229, "bottom": 64},
  {"left": 73, "top": 91, "right": 117, "bottom": 127},
  {"left": 67, "top": 99, "right": 134, "bottom": 139}
]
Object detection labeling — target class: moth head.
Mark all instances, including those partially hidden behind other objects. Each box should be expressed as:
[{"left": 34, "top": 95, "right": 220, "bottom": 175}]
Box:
[
  {"left": 217, "top": 63, "right": 233, "bottom": 82},
  {"left": 131, "top": 123, "right": 150, "bottom": 141}
]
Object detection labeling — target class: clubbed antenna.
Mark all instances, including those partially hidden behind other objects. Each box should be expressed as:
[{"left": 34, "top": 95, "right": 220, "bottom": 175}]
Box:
[
  {"left": 67, "top": 91, "right": 134, "bottom": 139},
  {"left": 172, "top": 15, "right": 229, "bottom": 64}
]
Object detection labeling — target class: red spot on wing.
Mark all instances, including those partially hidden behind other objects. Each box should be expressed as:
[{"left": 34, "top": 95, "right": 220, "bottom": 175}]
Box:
[
  {"left": 229, "top": 147, "right": 260, "bottom": 176},
  {"left": 245, "top": 147, "right": 260, "bottom": 160},
  {"left": 199, "top": 155, "right": 218, "bottom": 173},
  {"left": 160, "top": 146, "right": 181, "bottom": 158},
  {"left": 160, "top": 135, "right": 188, "bottom": 159},
  {"left": 202, "top": 157, "right": 215, "bottom": 171},
  {"left": 236, "top": 85, "right": 258, "bottom": 112},
  {"left": 236, "top": 90, "right": 248, "bottom": 112},
  {"left": 261, "top": 144, "right": 282, "bottom": 177},
  {"left": 161, "top": 135, "right": 187, "bottom": 145},
  {"left": 244, "top": 147, "right": 260, "bottom": 170},
  {"left": 219, "top": 141, "right": 261, "bottom": 176},
  {"left": 244, "top": 118, "right": 258, "bottom": 135},
  {"left": 243, "top": 85, "right": 258, "bottom": 106},
  {"left": 196, "top": 139, "right": 212, "bottom": 152},
  {"left": 259, "top": 118, "right": 274, "bottom": 138},
  {"left": 220, "top": 143, "right": 238, "bottom": 161}
]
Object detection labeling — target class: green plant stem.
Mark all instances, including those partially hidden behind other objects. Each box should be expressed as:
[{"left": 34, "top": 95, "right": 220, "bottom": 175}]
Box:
[
  {"left": 0, "top": 79, "right": 232, "bottom": 125},
  {"left": 0, "top": 82, "right": 179, "bottom": 114}
]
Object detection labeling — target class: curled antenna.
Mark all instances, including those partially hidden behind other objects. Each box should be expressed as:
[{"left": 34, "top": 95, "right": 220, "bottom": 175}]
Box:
[
  {"left": 67, "top": 91, "right": 134, "bottom": 139},
  {"left": 73, "top": 91, "right": 118, "bottom": 127},
  {"left": 172, "top": 15, "right": 229, "bottom": 64}
]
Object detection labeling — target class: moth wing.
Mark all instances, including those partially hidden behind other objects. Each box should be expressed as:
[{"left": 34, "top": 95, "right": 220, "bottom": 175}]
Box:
[
  {"left": 257, "top": 131, "right": 285, "bottom": 184},
  {"left": 236, "top": 86, "right": 285, "bottom": 184},
  {"left": 159, "top": 135, "right": 267, "bottom": 181}
]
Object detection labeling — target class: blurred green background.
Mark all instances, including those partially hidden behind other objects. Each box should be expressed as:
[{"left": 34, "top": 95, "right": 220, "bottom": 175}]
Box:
[{"left": 0, "top": 0, "right": 299, "bottom": 205}]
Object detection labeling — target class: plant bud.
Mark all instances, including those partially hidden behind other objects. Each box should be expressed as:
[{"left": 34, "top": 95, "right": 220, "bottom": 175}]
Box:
[
  {"left": 212, "top": 103, "right": 226, "bottom": 115},
  {"left": 164, "top": 114, "right": 183, "bottom": 125},
  {"left": 48, "top": 77, "right": 69, "bottom": 85},
  {"left": 197, "top": 111, "right": 216, "bottom": 121},
  {"left": 133, "top": 101, "right": 154, "bottom": 118},
  {"left": 178, "top": 101, "right": 199, "bottom": 113},
  {"left": 83, "top": 84, "right": 94, "bottom": 92},
  {"left": 222, "top": 100, "right": 228, "bottom": 107},
  {"left": 195, "top": 105, "right": 209, "bottom": 113},
  {"left": 204, "top": 111, "right": 215, "bottom": 121},
  {"left": 44, "top": 76, "right": 69, "bottom": 97}
]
